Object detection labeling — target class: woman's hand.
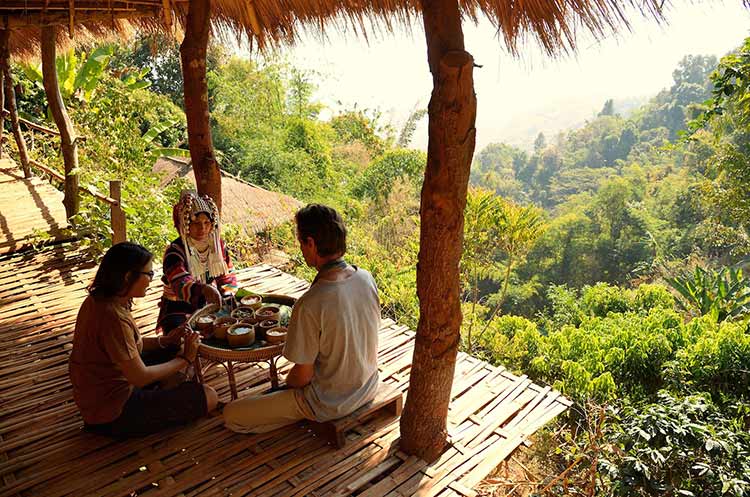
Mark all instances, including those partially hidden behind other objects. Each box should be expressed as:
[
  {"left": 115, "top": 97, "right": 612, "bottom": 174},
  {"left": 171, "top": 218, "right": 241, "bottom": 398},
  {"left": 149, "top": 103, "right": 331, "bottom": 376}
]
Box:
[
  {"left": 183, "top": 331, "right": 201, "bottom": 362},
  {"left": 201, "top": 284, "right": 223, "bottom": 306},
  {"left": 162, "top": 323, "right": 189, "bottom": 347}
]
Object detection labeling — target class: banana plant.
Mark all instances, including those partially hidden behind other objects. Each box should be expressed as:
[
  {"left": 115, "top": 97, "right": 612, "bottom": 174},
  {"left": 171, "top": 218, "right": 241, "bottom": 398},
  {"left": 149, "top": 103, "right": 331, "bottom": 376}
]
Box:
[
  {"left": 19, "top": 45, "right": 145, "bottom": 104},
  {"left": 667, "top": 265, "right": 750, "bottom": 322}
]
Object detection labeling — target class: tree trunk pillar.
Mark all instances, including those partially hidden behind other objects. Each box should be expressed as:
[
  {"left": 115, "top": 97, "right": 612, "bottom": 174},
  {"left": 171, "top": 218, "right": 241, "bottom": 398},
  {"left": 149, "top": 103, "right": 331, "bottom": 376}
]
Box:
[
  {"left": 41, "top": 26, "right": 79, "bottom": 218},
  {"left": 1, "top": 30, "right": 31, "bottom": 178},
  {"left": 0, "top": 30, "right": 4, "bottom": 161},
  {"left": 399, "top": 0, "right": 477, "bottom": 463},
  {"left": 180, "top": 0, "right": 221, "bottom": 211}
]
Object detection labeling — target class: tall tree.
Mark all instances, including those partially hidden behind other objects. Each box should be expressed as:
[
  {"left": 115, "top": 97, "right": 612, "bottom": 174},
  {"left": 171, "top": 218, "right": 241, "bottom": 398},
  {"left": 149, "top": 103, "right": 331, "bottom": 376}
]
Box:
[
  {"left": 180, "top": 0, "right": 222, "bottom": 210},
  {"left": 41, "top": 26, "right": 79, "bottom": 218},
  {"left": 400, "top": 0, "right": 477, "bottom": 463}
]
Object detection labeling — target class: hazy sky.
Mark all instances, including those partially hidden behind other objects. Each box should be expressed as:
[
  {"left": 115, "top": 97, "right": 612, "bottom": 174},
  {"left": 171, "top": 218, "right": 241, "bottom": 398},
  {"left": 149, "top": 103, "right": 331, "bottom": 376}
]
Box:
[{"left": 275, "top": 2, "right": 750, "bottom": 152}]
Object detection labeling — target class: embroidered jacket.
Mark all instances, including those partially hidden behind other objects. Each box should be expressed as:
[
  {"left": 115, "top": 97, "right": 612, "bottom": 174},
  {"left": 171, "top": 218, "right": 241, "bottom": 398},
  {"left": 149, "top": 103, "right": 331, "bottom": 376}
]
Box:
[{"left": 157, "top": 237, "right": 237, "bottom": 331}]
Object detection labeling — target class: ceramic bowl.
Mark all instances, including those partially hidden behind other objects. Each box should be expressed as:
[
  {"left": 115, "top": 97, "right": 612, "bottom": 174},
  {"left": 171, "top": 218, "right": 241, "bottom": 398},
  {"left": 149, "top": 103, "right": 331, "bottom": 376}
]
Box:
[
  {"left": 265, "top": 326, "right": 287, "bottom": 344},
  {"left": 213, "top": 317, "right": 237, "bottom": 340},
  {"left": 227, "top": 323, "right": 255, "bottom": 347}
]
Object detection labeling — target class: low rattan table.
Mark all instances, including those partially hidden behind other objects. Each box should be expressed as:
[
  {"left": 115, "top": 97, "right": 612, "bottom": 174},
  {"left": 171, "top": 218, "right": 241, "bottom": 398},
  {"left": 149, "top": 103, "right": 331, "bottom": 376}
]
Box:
[
  {"left": 195, "top": 341, "right": 283, "bottom": 399},
  {"left": 187, "top": 294, "right": 295, "bottom": 400}
]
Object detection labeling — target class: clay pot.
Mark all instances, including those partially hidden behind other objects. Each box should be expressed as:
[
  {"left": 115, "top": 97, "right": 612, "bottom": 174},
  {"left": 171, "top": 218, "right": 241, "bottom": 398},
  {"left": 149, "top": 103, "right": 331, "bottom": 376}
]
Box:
[
  {"left": 265, "top": 326, "right": 287, "bottom": 345},
  {"left": 255, "top": 305, "right": 280, "bottom": 322},
  {"left": 227, "top": 324, "right": 255, "bottom": 347},
  {"left": 231, "top": 306, "right": 256, "bottom": 322},
  {"left": 256, "top": 319, "right": 278, "bottom": 341},
  {"left": 195, "top": 315, "right": 215, "bottom": 336},
  {"left": 213, "top": 317, "right": 237, "bottom": 340},
  {"left": 239, "top": 295, "right": 263, "bottom": 309}
]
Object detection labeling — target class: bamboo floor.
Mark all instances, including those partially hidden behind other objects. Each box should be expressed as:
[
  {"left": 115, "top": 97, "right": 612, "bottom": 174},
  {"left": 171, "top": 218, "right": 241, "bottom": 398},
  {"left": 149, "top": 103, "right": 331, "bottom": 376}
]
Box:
[
  {"left": 0, "top": 159, "right": 70, "bottom": 255},
  {"left": 0, "top": 243, "right": 571, "bottom": 497}
]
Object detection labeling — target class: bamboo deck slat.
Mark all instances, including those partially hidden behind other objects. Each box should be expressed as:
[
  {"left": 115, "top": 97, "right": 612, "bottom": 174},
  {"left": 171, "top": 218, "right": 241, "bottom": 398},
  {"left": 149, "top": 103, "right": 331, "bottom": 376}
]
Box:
[
  {"left": 0, "top": 160, "right": 70, "bottom": 255},
  {"left": 0, "top": 242, "right": 569, "bottom": 496}
]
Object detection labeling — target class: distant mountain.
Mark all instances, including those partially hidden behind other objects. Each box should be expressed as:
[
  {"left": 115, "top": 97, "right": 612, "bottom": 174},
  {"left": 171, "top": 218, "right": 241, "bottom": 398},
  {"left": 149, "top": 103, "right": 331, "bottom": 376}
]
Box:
[{"left": 481, "top": 95, "right": 651, "bottom": 152}]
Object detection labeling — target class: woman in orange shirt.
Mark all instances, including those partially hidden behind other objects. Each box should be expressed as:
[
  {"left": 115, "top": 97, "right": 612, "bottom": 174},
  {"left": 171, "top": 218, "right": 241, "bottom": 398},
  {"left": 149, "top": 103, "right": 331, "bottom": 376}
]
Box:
[{"left": 69, "top": 242, "right": 218, "bottom": 437}]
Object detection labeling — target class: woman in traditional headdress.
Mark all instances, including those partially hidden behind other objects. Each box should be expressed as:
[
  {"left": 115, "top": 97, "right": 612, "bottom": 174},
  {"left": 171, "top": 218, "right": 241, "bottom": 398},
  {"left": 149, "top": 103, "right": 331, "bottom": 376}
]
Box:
[{"left": 157, "top": 191, "right": 238, "bottom": 334}]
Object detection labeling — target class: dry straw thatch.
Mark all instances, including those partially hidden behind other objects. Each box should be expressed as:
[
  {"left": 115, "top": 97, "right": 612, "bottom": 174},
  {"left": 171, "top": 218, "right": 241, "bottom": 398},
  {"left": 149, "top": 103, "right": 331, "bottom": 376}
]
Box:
[{"left": 3, "top": 0, "right": 670, "bottom": 57}]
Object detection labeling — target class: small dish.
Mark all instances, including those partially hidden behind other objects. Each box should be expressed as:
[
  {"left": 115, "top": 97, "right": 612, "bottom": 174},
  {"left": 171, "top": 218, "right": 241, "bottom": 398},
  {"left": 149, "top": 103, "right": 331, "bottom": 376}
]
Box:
[
  {"left": 227, "top": 324, "right": 255, "bottom": 347},
  {"left": 213, "top": 317, "right": 238, "bottom": 340},
  {"left": 265, "top": 326, "right": 287, "bottom": 344},
  {"left": 240, "top": 295, "right": 263, "bottom": 309},
  {"left": 256, "top": 319, "right": 278, "bottom": 340},
  {"left": 255, "top": 305, "right": 280, "bottom": 322},
  {"left": 196, "top": 315, "right": 215, "bottom": 336},
  {"left": 231, "top": 306, "right": 256, "bottom": 322}
]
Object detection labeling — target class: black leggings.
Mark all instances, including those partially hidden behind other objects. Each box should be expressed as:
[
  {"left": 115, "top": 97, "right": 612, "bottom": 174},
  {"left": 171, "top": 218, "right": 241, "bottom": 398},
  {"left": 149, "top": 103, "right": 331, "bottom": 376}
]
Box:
[{"left": 84, "top": 349, "right": 207, "bottom": 438}]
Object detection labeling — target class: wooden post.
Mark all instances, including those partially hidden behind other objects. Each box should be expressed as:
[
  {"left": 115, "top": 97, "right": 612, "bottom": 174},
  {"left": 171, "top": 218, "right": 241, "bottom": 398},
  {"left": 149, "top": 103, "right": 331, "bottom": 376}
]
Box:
[
  {"left": 110, "top": 180, "right": 126, "bottom": 244},
  {"left": 180, "top": 0, "right": 222, "bottom": 211},
  {"left": 399, "top": 0, "right": 477, "bottom": 463},
  {"left": 0, "top": 31, "right": 4, "bottom": 161},
  {"left": 1, "top": 30, "right": 31, "bottom": 178},
  {"left": 41, "top": 25, "right": 79, "bottom": 219}
]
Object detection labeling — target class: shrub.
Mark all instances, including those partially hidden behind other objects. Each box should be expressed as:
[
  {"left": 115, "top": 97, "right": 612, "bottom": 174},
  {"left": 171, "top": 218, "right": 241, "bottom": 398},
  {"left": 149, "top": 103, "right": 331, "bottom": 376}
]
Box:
[{"left": 582, "top": 282, "right": 633, "bottom": 317}]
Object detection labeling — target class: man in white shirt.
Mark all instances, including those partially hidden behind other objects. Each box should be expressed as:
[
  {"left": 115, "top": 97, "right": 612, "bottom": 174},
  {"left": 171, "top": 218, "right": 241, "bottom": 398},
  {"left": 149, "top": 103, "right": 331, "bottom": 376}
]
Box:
[{"left": 224, "top": 204, "right": 380, "bottom": 433}]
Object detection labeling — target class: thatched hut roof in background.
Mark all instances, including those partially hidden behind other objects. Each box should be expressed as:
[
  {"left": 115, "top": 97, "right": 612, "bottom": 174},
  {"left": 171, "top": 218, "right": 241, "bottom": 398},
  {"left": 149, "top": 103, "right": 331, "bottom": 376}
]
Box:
[
  {"left": 3, "top": 0, "right": 669, "bottom": 57},
  {"left": 153, "top": 156, "right": 302, "bottom": 235}
]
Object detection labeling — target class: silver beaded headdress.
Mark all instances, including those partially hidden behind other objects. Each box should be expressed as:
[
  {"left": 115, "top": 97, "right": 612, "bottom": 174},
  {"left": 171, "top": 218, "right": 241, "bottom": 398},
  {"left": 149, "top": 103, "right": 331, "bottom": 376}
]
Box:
[{"left": 173, "top": 191, "right": 228, "bottom": 282}]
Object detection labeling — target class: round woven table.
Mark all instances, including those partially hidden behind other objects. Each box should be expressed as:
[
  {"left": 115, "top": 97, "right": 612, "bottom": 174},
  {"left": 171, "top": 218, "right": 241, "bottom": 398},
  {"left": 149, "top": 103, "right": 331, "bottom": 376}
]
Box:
[
  {"left": 195, "top": 341, "right": 284, "bottom": 399},
  {"left": 187, "top": 294, "right": 295, "bottom": 400}
]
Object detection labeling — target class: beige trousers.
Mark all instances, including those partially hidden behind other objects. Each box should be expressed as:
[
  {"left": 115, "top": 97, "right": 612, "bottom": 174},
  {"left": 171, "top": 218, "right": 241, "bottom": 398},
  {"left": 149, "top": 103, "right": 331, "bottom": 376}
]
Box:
[{"left": 223, "top": 388, "right": 315, "bottom": 434}]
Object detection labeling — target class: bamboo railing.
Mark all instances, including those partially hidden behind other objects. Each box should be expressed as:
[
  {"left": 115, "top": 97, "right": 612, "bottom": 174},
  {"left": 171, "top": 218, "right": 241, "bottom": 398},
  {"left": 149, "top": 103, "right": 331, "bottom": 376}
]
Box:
[{"left": 3, "top": 109, "right": 126, "bottom": 244}]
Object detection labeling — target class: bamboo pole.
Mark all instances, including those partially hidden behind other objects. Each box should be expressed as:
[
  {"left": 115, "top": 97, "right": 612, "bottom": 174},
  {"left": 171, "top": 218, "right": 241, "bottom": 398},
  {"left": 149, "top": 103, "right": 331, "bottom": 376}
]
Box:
[
  {"left": 41, "top": 25, "right": 79, "bottom": 218},
  {"left": 1, "top": 31, "right": 31, "bottom": 178},
  {"left": 180, "top": 0, "right": 222, "bottom": 211},
  {"left": 399, "top": 0, "right": 477, "bottom": 463},
  {"left": 109, "top": 180, "right": 126, "bottom": 244}
]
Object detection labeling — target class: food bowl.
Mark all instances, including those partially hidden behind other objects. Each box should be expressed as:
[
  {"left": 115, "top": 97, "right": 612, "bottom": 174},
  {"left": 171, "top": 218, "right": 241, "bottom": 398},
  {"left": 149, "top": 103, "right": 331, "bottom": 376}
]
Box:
[
  {"left": 255, "top": 305, "right": 280, "bottom": 322},
  {"left": 231, "top": 306, "right": 256, "bottom": 322},
  {"left": 213, "top": 317, "right": 238, "bottom": 340},
  {"left": 265, "top": 326, "right": 287, "bottom": 344},
  {"left": 239, "top": 294, "right": 263, "bottom": 309},
  {"left": 195, "top": 315, "right": 215, "bottom": 336},
  {"left": 256, "top": 319, "right": 278, "bottom": 340},
  {"left": 227, "top": 324, "right": 255, "bottom": 347}
]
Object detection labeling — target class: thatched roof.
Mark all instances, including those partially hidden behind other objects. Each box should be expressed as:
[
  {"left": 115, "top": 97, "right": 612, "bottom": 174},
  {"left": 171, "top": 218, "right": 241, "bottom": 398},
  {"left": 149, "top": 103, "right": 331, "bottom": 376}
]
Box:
[
  {"left": 3, "top": 0, "right": 669, "bottom": 56},
  {"left": 153, "top": 156, "right": 302, "bottom": 235}
]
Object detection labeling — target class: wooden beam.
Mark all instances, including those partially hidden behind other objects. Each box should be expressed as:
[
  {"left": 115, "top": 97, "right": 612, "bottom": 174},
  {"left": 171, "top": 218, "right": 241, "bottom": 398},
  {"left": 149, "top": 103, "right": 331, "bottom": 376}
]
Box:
[
  {"left": 1, "top": 30, "right": 31, "bottom": 178},
  {"left": 5, "top": 10, "right": 158, "bottom": 29},
  {"left": 399, "top": 0, "right": 477, "bottom": 463},
  {"left": 28, "top": 159, "right": 119, "bottom": 206},
  {"left": 109, "top": 180, "right": 126, "bottom": 244},
  {"left": 41, "top": 25, "right": 80, "bottom": 219},
  {"left": 180, "top": 0, "right": 222, "bottom": 211}
]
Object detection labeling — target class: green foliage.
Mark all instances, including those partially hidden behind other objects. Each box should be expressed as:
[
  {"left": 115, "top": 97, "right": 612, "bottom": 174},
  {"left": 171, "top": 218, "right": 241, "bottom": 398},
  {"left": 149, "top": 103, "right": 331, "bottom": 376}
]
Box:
[
  {"left": 602, "top": 391, "right": 750, "bottom": 497},
  {"left": 672, "top": 319, "right": 750, "bottom": 398},
  {"left": 352, "top": 149, "right": 426, "bottom": 200},
  {"left": 582, "top": 282, "right": 633, "bottom": 317},
  {"left": 20, "top": 46, "right": 116, "bottom": 105},
  {"left": 667, "top": 266, "right": 750, "bottom": 322}
]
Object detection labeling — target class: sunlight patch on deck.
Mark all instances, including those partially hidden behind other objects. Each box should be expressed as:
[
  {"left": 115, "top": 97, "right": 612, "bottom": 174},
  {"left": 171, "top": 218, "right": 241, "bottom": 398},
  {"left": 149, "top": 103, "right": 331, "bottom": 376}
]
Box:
[{"left": 0, "top": 244, "right": 570, "bottom": 496}]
